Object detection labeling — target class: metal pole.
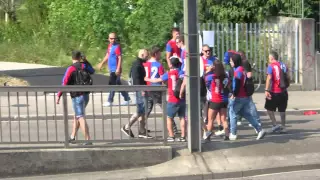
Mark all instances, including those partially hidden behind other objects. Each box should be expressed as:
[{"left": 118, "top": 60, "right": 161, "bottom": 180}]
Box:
[
  {"left": 301, "top": 0, "right": 304, "bottom": 18},
  {"left": 295, "top": 23, "right": 299, "bottom": 84},
  {"left": 184, "top": 0, "right": 201, "bottom": 153},
  {"left": 62, "top": 94, "right": 69, "bottom": 148},
  {"left": 236, "top": 23, "right": 239, "bottom": 51}
]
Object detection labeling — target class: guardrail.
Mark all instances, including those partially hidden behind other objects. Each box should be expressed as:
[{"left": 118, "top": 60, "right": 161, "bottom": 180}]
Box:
[{"left": 0, "top": 85, "right": 167, "bottom": 149}]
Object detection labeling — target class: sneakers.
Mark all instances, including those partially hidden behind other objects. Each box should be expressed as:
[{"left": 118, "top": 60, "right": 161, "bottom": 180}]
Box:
[
  {"left": 167, "top": 136, "right": 175, "bottom": 142},
  {"left": 215, "top": 130, "right": 225, "bottom": 136},
  {"left": 138, "top": 132, "right": 153, "bottom": 139},
  {"left": 271, "top": 124, "right": 282, "bottom": 133},
  {"left": 177, "top": 137, "right": 186, "bottom": 142},
  {"left": 83, "top": 142, "right": 93, "bottom": 145},
  {"left": 121, "top": 100, "right": 131, "bottom": 106},
  {"left": 229, "top": 133, "right": 237, "bottom": 141},
  {"left": 224, "top": 136, "right": 230, "bottom": 141},
  {"left": 279, "top": 126, "right": 287, "bottom": 134},
  {"left": 256, "top": 129, "right": 266, "bottom": 140},
  {"left": 203, "top": 131, "right": 212, "bottom": 140},
  {"left": 121, "top": 126, "right": 134, "bottom": 138},
  {"left": 103, "top": 102, "right": 112, "bottom": 107},
  {"left": 237, "top": 121, "right": 242, "bottom": 126},
  {"left": 69, "top": 137, "right": 76, "bottom": 144}
]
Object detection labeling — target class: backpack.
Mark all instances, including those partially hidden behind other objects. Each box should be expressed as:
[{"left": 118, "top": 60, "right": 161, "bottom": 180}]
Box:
[
  {"left": 73, "top": 64, "right": 93, "bottom": 85},
  {"left": 174, "top": 78, "right": 185, "bottom": 99},
  {"left": 244, "top": 76, "right": 255, "bottom": 96},
  {"left": 279, "top": 63, "right": 290, "bottom": 89}
]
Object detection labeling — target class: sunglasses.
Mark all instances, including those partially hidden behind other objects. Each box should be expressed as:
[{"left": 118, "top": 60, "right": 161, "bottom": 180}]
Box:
[
  {"left": 203, "top": 50, "right": 211, "bottom": 53},
  {"left": 109, "top": 38, "right": 116, "bottom": 40}
]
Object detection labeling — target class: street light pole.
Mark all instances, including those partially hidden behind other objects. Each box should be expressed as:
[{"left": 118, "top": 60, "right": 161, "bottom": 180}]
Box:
[{"left": 184, "top": 0, "right": 201, "bottom": 152}]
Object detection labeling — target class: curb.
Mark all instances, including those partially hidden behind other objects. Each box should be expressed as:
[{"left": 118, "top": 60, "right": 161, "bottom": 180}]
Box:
[{"left": 143, "top": 164, "right": 320, "bottom": 180}]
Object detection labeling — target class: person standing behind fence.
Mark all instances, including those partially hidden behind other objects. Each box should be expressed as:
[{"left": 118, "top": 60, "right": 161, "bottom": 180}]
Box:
[
  {"left": 145, "top": 57, "right": 186, "bottom": 142},
  {"left": 265, "top": 50, "right": 289, "bottom": 133},
  {"left": 166, "top": 28, "right": 181, "bottom": 68},
  {"left": 98, "top": 32, "right": 131, "bottom": 107},
  {"left": 56, "top": 50, "right": 94, "bottom": 145},
  {"left": 121, "top": 49, "right": 152, "bottom": 138},
  {"left": 143, "top": 46, "right": 179, "bottom": 135}
]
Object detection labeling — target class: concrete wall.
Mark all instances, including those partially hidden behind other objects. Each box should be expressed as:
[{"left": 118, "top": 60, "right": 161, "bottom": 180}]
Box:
[{"left": 0, "top": 146, "right": 172, "bottom": 178}]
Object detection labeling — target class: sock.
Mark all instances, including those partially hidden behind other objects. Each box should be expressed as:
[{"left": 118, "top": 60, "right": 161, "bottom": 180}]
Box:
[{"left": 70, "top": 135, "right": 75, "bottom": 139}]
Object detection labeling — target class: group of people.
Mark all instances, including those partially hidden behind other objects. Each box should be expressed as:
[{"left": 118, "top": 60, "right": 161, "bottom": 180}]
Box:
[{"left": 57, "top": 28, "right": 290, "bottom": 144}]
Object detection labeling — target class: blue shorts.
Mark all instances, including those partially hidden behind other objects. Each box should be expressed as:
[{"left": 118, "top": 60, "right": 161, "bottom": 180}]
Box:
[
  {"left": 167, "top": 101, "right": 186, "bottom": 119},
  {"left": 72, "top": 94, "right": 89, "bottom": 118},
  {"left": 135, "top": 91, "right": 145, "bottom": 115}
]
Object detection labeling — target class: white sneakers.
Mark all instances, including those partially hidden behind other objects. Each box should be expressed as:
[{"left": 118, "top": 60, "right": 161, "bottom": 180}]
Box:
[{"left": 229, "top": 129, "right": 266, "bottom": 141}]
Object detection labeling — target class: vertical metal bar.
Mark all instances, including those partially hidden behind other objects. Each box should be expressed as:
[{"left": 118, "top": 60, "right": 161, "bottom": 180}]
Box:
[
  {"left": 144, "top": 92, "right": 149, "bottom": 137},
  {"left": 226, "top": 23, "right": 229, "bottom": 51},
  {"left": 161, "top": 91, "right": 167, "bottom": 144},
  {"left": 236, "top": 23, "right": 239, "bottom": 51},
  {"left": 301, "top": 0, "right": 304, "bottom": 18},
  {"left": 91, "top": 93, "right": 96, "bottom": 140},
  {"left": 62, "top": 93, "right": 69, "bottom": 148},
  {"left": 53, "top": 93, "right": 58, "bottom": 141},
  {"left": 263, "top": 23, "right": 267, "bottom": 81},
  {"left": 127, "top": 92, "right": 131, "bottom": 139},
  {"left": 231, "top": 23, "right": 234, "bottom": 50},
  {"left": 246, "top": 24, "right": 249, "bottom": 58},
  {"left": 254, "top": 23, "right": 258, "bottom": 79},
  {"left": 44, "top": 93, "right": 48, "bottom": 141},
  {"left": 153, "top": 94, "right": 157, "bottom": 140},
  {"left": 118, "top": 93, "right": 122, "bottom": 139},
  {"left": 0, "top": 94, "right": 2, "bottom": 142},
  {"left": 211, "top": 23, "right": 215, "bottom": 55},
  {"left": 110, "top": 93, "right": 114, "bottom": 140},
  {"left": 16, "top": 92, "right": 21, "bottom": 142},
  {"left": 258, "top": 23, "right": 262, "bottom": 81},
  {"left": 250, "top": 23, "right": 253, "bottom": 61},
  {"left": 7, "top": 92, "right": 12, "bottom": 142},
  {"left": 26, "top": 92, "right": 30, "bottom": 142},
  {"left": 101, "top": 92, "right": 105, "bottom": 140},
  {"left": 295, "top": 23, "right": 299, "bottom": 84},
  {"left": 221, "top": 23, "right": 225, "bottom": 57},
  {"left": 217, "top": 23, "right": 220, "bottom": 59},
  {"left": 35, "top": 92, "right": 39, "bottom": 142}
]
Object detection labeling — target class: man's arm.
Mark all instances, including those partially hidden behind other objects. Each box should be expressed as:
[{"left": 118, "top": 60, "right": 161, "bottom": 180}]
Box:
[
  {"left": 166, "top": 43, "right": 172, "bottom": 68},
  {"left": 180, "top": 76, "right": 187, "bottom": 98},
  {"left": 265, "top": 65, "right": 273, "bottom": 91},
  {"left": 232, "top": 71, "right": 242, "bottom": 97},
  {"left": 98, "top": 52, "right": 109, "bottom": 70},
  {"left": 57, "top": 67, "right": 73, "bottom": 101},
  {"left": 84, "top": 60, "right": 95, "bottom": 74},
  {"left": 116, "top": 45, "right": 122, "bottom": 74}
]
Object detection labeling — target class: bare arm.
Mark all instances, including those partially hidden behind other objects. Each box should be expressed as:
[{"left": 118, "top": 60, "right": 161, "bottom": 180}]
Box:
[
  {"left": 166, "top": 52, "right": 172, "bottom": 68},
  {"left": 180, "top": 77, "right": 187, "bottom": 98},
  {"left": 265, "top": 74, "right": 271, "bottom": 91},
  {"left": 116, "top": 55, "right": 122, "bottom": 72}
]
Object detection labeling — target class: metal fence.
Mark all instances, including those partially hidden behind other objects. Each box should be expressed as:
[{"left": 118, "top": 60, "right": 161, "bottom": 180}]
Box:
[
  {"left": 0, "top": 85, "right": 167, "bottom": 149},
  {"left": 199, "top": 23, "right": 299, "bottom": 84},
  {"left": 316, "top": 22, "right": 320, "bottom": 52}
]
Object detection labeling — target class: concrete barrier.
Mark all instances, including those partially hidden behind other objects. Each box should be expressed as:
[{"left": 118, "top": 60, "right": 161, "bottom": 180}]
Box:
[{"left": 0, "top": 146, "right": 172, "bottom": 178}]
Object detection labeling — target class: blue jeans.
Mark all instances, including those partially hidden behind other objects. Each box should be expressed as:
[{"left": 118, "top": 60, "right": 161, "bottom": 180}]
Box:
[
  {"left": 135, "top": 91, "right": 145, "bottom": 115},
  {"left": 108, "top": 72, "right": 131, "bottom": 103},
  {"left": 72, "top": 94, "right": 89, "bottom": 118},
  {"left": 229, "top": 97, "right": 261, "bottom": 135}
]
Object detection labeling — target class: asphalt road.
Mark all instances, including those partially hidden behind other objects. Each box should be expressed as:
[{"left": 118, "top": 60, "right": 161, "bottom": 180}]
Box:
[{"left": 1, "top": 67, "right": 128, "bottom": 85}]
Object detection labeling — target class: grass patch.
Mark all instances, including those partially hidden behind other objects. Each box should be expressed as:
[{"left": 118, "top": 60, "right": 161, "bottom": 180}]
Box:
[{"left": 0, "top": 74, "right": 29, "bottom": 86}]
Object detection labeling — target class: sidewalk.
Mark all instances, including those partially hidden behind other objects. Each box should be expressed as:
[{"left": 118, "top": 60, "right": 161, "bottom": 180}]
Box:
[{"left": 3, "top": 114, "right": 320, "bottom": 180}]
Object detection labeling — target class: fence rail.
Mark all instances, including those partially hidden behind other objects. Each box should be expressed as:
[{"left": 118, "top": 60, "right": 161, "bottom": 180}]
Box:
[{"left": 0, "top": 85, "right": 167, "bottom": 149}]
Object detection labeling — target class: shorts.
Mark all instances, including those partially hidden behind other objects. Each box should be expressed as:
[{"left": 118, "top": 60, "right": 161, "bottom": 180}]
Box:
[
  {"left": 148, "top": 91, "right": 162, "bottom": 105},
  {"left": 135, "top": 91, "right": 145, "bottom": 115},
  {"left": 72, "top": 94, "right": 89, "bottom": 118},
  {"left": 264, "top": 91, "right": 288, "bottom": 112},
  {"left": 208, "top": 101, "right": 228, "bottom": 110},
  {"left": 167, "top": 101, "right": 186, "bottom": 119}
]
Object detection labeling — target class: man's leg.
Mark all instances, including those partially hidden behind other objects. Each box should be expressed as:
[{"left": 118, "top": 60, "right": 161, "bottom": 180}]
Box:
[
  {"left": 242, "top": 98, "right": 266, "bottom": 140},
  {"left": 278, "top": 91, "right": 288, "bottom": 133},
  {"left": 166, "top": 103, "right": 177, "bottom": 141},
  {"left": 106, "top": 72, "right": 117, "bottom": 106},
  {"left": 116, "top": 75, "right": 131, "bottom": 103},
  {"left": 73, "top": 95, "right": 91, "bottom": 144},
  {"left": 229, "top": 98, "right": 244, "bottom": 140},
  {"left": 264, "top": 93, "right": 281, "bottom": 132}
]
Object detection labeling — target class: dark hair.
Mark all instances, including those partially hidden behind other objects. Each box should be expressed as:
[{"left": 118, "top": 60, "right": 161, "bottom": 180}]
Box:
[
  {"left": 202, "top": 44, "right": 210, "bottom": 50},
  {"left": 72, "top": 50, "right": 82, "bottom": 60},
  {"left": 170, "top": 57, "right": 180, "bottom": 68},
  {"left": 214, "top": 60, "right": 226, "bottom": 82},
  {"left": 237, "top": 50, "right": 246, "bottom": 61},
  {"left": 269, "top": 50, "right": 278, "bottom": 60},
  {"left": 176, "top": 36, "right": 184, "bottom": 43},
  {"left": 231, "top": 53, "right": 242, "bottom": 68},
  {"left": 150, "top": 46, "right": 161, "bottom": 57},
  {"left": 172, "top": 27, "right": 180, "bottom": 33}
]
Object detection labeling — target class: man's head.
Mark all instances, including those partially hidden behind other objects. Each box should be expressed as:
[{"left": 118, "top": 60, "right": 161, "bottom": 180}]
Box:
[
  {"left": 223, "top": 50, "right": 237, "bottom": 65},
  {"left": 150, "top": 46, "right": 161, "bottom": 60},
  {"left": 72, "top": 50, "right": 82, "bottom": 61},
  {"left": 170, "top": 56, "right": 180, "bottom": 69},
  {"left": 202, "top": 44, "right": 211, "bottom": 58},
  {"left": 269, "top": 50, "right": 278, "bottom": 63},
  {"left": 176, "top": 36, "right": 184, "bottom": 48},
  {"left": 171, "top": 28, "right": 180, "bottom": 40},
  {"left": 138, "top": 49, "right": 149, "bottom": 61},
  {"left": 108, "top": 32, "right": 117, "bottom": 44}
]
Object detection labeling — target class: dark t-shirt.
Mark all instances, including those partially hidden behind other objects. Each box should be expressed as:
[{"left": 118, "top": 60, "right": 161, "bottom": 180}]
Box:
[{"left": 243, "top": 60, "right": 252, "bottom": 72}]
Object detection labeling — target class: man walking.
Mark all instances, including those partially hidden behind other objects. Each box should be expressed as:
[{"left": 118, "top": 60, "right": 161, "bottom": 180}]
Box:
[
  {"left": 265, "top": 51, "right": 289, "bottom": 133},
  {"left": 121, "top": 49, "right": 152, "bottom": 138},
  {"left": 56, "top": 50, "right": 94, "bottom": 145},
  {"left": 98, "top": 32, "right": 131, "bottom": 107},
  {"left": 166, "top": 28, "right": 181, "bottom": 68}
]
